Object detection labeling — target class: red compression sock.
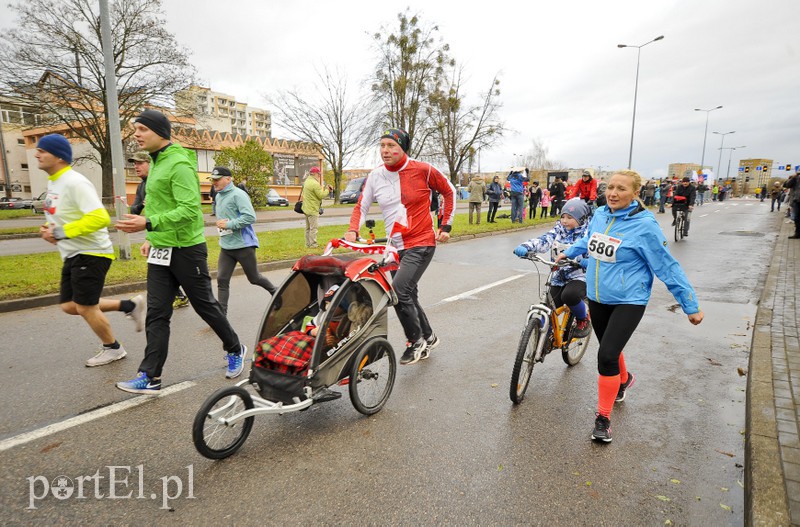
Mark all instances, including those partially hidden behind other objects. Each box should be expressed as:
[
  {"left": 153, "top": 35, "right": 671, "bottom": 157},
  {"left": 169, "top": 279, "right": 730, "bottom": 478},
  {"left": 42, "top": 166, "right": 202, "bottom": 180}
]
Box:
[
  {"left": 597, "top": 374, "right": 621, "bottom": 418},
  {"left": 618, "top": 352, "right": 628, "bottom": 385}
]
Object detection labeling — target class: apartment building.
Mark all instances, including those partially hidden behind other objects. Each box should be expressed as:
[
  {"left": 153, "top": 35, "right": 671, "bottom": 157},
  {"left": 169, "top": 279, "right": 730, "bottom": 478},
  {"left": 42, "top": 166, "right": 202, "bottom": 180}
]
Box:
[
  {"left": 176, "top": 85, "right": 272, "bottom": 138},
  {"left": 0, "top": 96, "right": 47, "bottom": 197}
]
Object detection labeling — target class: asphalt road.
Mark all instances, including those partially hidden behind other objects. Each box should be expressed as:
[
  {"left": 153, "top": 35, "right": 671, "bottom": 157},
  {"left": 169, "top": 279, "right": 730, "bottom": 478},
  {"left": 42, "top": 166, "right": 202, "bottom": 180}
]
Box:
[{"left": 0, "top": 198, "right": 774, "bottom": 524}]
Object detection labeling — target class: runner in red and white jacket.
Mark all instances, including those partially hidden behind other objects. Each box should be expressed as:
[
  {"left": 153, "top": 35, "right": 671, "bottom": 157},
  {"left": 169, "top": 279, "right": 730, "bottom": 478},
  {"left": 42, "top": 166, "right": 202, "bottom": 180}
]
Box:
[{"left": 345, "top": 128, "right": 455, "bottom": 365}]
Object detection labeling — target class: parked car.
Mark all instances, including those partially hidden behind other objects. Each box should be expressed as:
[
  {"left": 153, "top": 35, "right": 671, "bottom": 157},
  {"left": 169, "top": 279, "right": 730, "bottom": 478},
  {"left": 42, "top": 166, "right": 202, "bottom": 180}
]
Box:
[
  {"left": 30, "top": 192, "right": 47, "bottom": 214},
  {"left": 0, "top": 197, "right": 21, "bottom": 210},
  {"left": 339, "top": 177, "right": 366, "bottom": 204},
  {"left": 0, "top": 197, "right": 30, "bottom": 210},
  {"left": 266, "top": 189, "right": 289, "bottom": 207}
]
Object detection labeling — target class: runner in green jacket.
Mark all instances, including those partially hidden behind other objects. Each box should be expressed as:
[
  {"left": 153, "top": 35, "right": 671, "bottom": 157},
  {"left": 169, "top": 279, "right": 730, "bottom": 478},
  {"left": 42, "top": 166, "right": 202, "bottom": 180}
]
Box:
[{"left": 115, "top": 109, "right": 246, "bottom": 394}]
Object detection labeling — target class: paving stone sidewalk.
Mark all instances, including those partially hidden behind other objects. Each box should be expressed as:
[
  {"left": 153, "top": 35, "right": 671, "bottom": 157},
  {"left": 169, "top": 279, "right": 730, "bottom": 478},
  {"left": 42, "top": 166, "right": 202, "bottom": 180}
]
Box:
[{"left": 747, "top": 215, "right": 799, "bottom": 526}]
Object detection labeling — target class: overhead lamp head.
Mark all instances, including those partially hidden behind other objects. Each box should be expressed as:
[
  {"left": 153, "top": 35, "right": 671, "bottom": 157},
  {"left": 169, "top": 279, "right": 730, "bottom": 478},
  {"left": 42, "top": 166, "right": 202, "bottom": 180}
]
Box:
[
  {"left": 654, "top": 35, "right": 665, "bottom": 41},
  {"left": 617, "top": 44, "right": 627, "bottom": 48}
]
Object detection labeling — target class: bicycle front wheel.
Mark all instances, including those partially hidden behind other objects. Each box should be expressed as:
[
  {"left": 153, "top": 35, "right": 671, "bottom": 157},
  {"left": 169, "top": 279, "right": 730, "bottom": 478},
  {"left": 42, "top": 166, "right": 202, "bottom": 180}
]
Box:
[{"left": 510, "top": 316, "right": 543, "bottom": 404}]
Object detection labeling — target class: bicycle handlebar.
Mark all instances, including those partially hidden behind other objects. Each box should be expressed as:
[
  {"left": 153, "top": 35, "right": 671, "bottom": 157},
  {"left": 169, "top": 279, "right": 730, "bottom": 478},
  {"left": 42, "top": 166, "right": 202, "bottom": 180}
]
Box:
[{"left": 522, "top": 252, "right": 582, "bottom": 269}]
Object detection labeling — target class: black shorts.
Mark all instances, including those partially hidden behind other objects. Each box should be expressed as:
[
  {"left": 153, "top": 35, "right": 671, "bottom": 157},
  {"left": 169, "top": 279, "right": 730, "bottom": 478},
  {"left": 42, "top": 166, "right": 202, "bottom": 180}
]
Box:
[{"left": 60, "top": 254, "right": 112, "bottom": 306}]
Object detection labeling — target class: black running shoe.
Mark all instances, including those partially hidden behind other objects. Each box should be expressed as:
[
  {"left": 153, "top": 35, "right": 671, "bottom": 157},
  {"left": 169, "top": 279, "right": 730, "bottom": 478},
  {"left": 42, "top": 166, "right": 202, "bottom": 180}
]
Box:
[
  {"left": 591, "top": 413, "right": 612, "bottom": 443},
  {"left": 400, "top": 340, "right": 427, "bottom": 365},
  {"left": 615, "top": 372, "right": 636, "bottom": 403},
  {"left": 420, "top": 333, "right": 440, "bottom": 359}
]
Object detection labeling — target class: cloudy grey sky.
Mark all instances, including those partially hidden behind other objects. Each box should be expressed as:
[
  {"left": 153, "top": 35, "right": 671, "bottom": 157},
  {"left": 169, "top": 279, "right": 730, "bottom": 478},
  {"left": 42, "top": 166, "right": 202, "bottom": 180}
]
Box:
[{"left": 5, "top": 0, "right": 800, "bottom": 179}]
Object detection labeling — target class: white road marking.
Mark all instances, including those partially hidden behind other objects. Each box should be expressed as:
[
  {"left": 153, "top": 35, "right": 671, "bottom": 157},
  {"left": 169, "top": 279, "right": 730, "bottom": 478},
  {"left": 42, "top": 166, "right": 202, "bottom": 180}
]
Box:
[
  {"left": 441, "top": 274, "right": 526, "bottom": 303},
  {"left": 0, "top": 381, "right": 196, "bottom": 452}
]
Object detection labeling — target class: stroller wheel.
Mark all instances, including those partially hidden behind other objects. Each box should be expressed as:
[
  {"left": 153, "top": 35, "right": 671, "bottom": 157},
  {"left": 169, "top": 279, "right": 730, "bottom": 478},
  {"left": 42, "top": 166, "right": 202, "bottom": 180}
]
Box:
[
  {"left": 193, "top": 386, "right": 254, "bottom": 459},
  {"left": 349, "top": 337, "right": 396, "bottom": 415}
]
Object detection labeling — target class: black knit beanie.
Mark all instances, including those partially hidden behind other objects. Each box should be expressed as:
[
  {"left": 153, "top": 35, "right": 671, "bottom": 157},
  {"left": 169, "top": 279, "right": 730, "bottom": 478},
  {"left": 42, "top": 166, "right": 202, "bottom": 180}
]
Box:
[
  {"left": 134, "top": 109, "right": 171, "bottom": 140},
  {"left": 380, "top": 128, "right": 410, "bottom": 153}
]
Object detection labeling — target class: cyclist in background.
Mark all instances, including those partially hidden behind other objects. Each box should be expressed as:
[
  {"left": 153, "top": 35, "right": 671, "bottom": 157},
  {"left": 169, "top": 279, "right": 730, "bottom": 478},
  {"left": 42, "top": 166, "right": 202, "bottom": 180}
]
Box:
[
  {"left": 569, "top": 170, "right": 598, "bottom": 207},
  {"left": 513, "top": 198, "right": 592, "bottom": 338},
  {"left": 671, "top": 176, "right": 696, "bottom": 236}
]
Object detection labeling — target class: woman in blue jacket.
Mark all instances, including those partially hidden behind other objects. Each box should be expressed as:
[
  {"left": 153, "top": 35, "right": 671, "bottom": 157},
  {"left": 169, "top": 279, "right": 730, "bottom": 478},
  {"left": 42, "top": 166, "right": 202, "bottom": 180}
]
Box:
[{"left": 559, "top": 170, "right": 704, "bottom": 443}]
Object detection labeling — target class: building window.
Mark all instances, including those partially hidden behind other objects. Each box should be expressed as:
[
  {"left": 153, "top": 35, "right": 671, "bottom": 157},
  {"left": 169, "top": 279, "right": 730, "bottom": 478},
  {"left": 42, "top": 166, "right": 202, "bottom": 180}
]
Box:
[
  {"left": 21, "top": 163, "right": 28, "bottom": 170},
  {"left": 17, "top": 138, "right": 25, "bottom": 145}
]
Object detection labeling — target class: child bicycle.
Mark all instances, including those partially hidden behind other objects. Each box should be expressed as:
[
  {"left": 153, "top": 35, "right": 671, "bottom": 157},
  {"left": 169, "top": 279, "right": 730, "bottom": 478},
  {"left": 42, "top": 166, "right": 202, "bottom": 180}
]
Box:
[{"left": 509, "top": 253, "right": 592, "bottom": 404}]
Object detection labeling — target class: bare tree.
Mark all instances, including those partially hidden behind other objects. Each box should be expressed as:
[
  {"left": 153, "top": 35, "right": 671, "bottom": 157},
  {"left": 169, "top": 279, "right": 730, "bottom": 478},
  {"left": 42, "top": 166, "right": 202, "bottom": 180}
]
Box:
[
  {"left": 0, "top": 0, "right": 195, "bottom": 197},
  {"left": 523, "top": 138, "right": 565, "bottom": 171},
  {"left": 427, "top": 66, "right": 505, "bottom": 184},
  {"left": 371, "top": 10, "right": 449, "bottom": 158},
  {"left": 270, "top": 68, "right": 377, "bottom": 203}
]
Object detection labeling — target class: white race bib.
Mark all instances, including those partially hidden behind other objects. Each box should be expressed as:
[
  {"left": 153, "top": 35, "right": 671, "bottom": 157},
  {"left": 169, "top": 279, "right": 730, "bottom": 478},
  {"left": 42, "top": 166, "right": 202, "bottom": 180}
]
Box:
[
  {"left": 218, "top": 227, "right": 233, "bottom": 236},
  {"left": 147, "top": 246, "right": 173, "bottom": 266},
  {"left": 587, "top": 232, "right": 621, "bottom": 263}
]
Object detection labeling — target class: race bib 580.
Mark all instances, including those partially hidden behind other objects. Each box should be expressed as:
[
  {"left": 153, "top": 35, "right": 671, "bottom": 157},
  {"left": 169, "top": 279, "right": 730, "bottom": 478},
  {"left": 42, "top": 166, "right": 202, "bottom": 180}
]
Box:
[{"left": 587, "top": 232, "right": 621, "bottom": 263}]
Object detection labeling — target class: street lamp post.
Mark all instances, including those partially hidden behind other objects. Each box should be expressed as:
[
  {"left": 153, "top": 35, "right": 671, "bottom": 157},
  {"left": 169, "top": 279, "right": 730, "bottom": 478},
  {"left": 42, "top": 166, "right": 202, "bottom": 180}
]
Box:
[
  {"left": 713, "top": 130, "right": 735, "bottom": 178},
  {"left": 618, "top": 35, "right": 664, "bottom": 169},
  {"left": 695, "top": 106, "right": 723, "bottom": 171}
]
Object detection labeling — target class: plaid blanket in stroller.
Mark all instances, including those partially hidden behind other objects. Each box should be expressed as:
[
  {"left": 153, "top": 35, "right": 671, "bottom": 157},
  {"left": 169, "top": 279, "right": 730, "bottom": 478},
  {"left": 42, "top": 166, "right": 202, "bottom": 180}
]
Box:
[{"left": 255, "top": 331, "right": 316, "bottom": 375}]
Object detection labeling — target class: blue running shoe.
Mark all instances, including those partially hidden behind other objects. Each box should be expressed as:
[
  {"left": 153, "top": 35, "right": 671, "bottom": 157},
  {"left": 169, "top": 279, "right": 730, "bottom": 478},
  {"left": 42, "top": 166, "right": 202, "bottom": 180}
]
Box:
[
  {"left": 225, "top": 344, "right": 247, "bottom": 379},
  {"left": 116, "top": 372, "right": 161, "bottom": 395}
]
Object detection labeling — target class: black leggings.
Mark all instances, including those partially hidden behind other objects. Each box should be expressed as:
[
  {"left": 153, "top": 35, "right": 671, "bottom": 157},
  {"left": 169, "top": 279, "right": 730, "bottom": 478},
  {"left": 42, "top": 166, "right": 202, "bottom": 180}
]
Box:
[
  {"left": 549, "top": 281, "right": 585, "bottom": 309},
  {"left": 587, "top": 300, "right": 646, "bottom": 376}
]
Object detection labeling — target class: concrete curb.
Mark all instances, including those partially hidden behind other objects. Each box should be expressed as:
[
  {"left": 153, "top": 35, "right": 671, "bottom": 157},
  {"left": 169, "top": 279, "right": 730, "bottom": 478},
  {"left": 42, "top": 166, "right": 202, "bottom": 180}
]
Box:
[{"left": 745, "top": 216, "right": 792, "bottom": 526}]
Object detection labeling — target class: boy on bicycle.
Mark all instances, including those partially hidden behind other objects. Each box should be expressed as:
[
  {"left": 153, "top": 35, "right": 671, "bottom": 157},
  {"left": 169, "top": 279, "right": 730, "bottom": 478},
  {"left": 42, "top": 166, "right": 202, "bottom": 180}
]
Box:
[{"left": 513, "top": 198, "right": 591, "bottom": 337}]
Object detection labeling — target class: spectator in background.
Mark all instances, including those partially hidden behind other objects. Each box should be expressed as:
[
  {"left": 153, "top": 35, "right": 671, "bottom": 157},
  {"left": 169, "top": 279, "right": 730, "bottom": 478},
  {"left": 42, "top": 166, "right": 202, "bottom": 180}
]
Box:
[
  {"left": 301, "top": 166, "right": 326, "bottom": 248},
  {"left": 548, "top": 176, "right": 566, "bottom": 217},
  {"left": 528, "top": 181, "right": 542, "bottom": 221},
  {"left": 486, "top": 175, "right": 503, "bottom": 223},
  {"left": 467, "top": 174, "right": 486, "bottom": 225},
  {"left": 539, "top": 188, "right": 551, "bottom": 218},
  {"left": 507, "top": 168, "right": 528, "bottom": 223}
]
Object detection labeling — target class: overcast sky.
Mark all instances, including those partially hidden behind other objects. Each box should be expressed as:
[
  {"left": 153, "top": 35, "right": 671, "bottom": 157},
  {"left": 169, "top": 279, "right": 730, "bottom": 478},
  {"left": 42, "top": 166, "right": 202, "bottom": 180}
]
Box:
[{"left": 4, "top": 0, "right": 799, "bottom": 179}]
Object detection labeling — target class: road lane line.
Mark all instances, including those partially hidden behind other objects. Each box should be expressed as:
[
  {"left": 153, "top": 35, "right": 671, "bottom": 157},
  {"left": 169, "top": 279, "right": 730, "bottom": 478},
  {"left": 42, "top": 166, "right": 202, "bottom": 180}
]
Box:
[
  {"left": 0, "top": 381, "right": 196, "bottom": 452},
  {"left": 440, "top": 274, "right": 526, "bottom": 303}
]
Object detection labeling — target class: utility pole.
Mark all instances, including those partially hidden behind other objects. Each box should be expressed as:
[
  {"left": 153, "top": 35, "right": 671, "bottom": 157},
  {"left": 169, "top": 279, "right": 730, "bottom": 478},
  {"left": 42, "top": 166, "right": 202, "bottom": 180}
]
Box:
[
  {"left": 0, "top": 117, "right": 12, "bottom": 198},
  {"left": 99, "top": 0, "right": 131, "bottom": 259}
]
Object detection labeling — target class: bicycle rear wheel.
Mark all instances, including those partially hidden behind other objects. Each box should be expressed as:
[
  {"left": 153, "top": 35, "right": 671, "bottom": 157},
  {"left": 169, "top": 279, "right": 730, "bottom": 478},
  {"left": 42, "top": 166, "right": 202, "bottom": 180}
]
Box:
[
  {"left": 674, "top": 213, "right": 684, "bottom": 242},
  {"left": 510, "top": 317, "right": 542, "bottom": 404}
]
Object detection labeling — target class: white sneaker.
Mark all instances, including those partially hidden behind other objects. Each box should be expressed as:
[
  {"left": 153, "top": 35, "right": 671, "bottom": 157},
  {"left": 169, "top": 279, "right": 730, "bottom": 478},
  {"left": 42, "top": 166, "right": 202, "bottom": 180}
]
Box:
[
  {"left": 86, "top": 345, "right": 127, "bottom": 367},
  {"left": 127, "top": 295, "right": 146, "bottom": 332}
]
